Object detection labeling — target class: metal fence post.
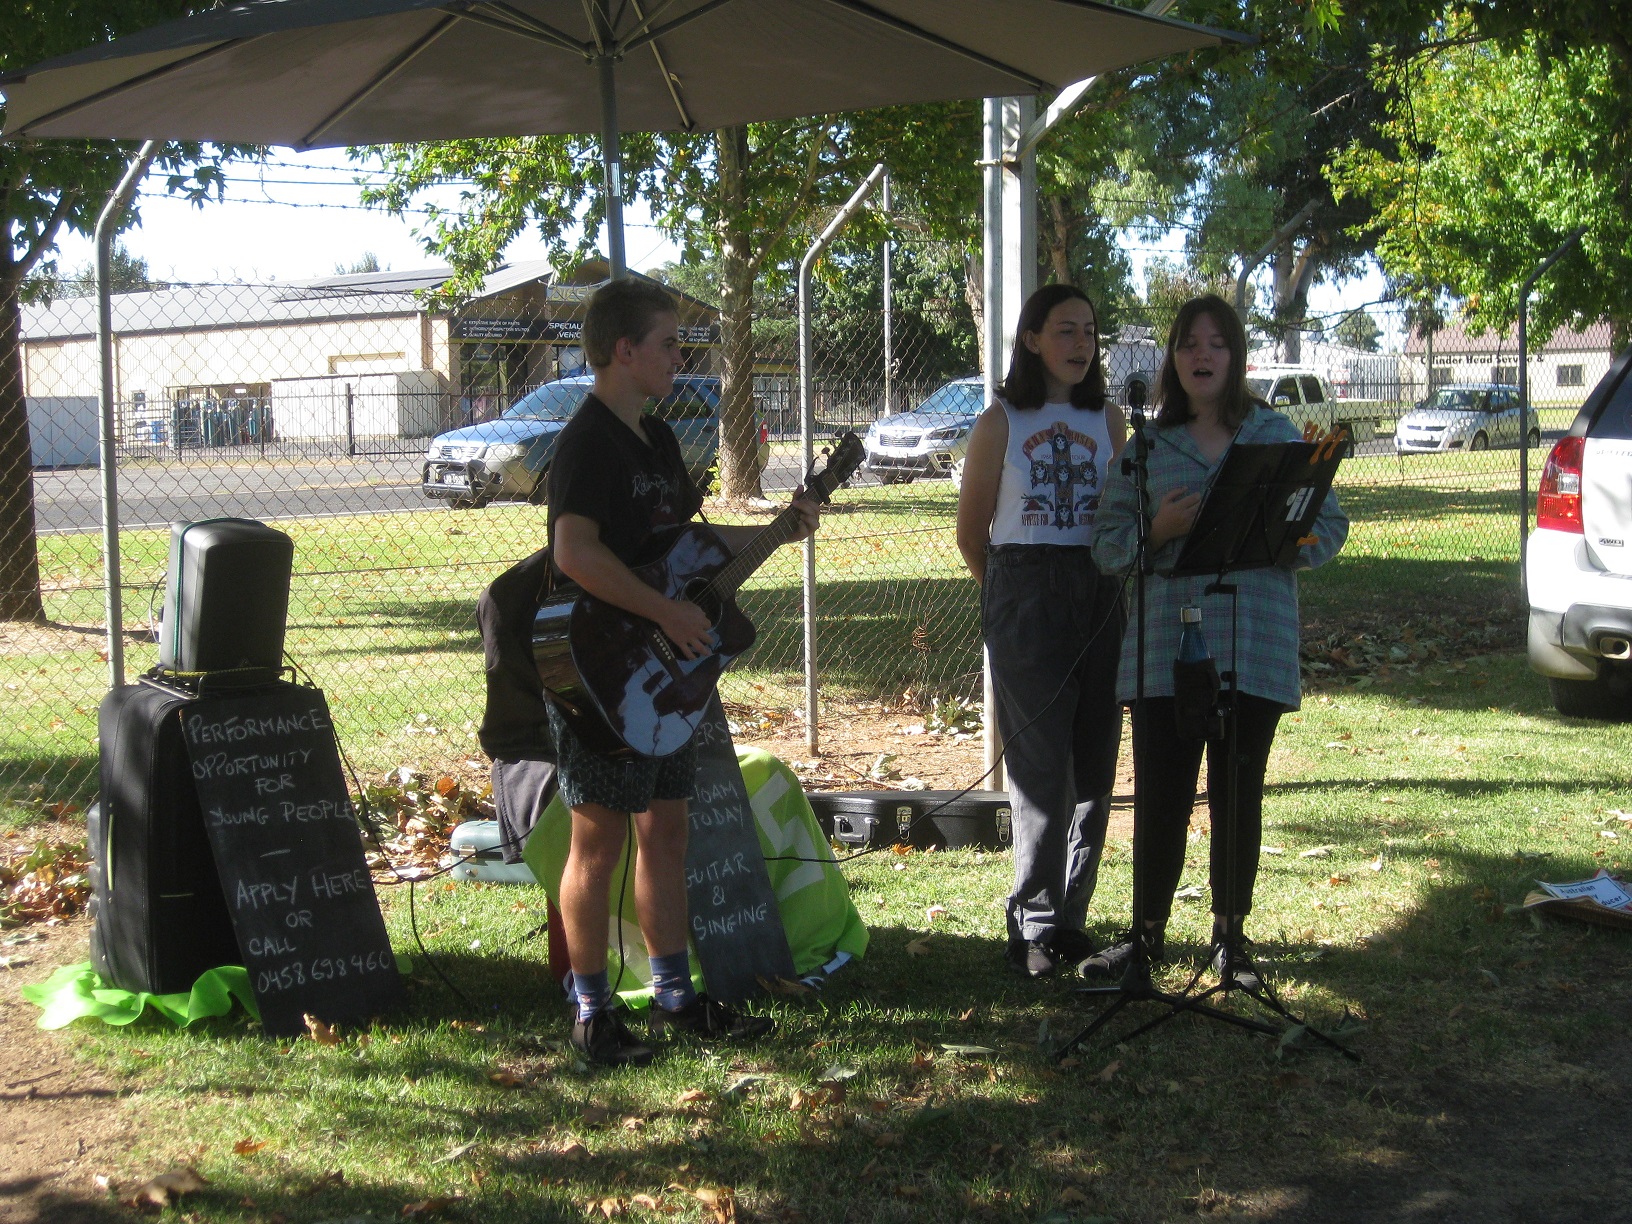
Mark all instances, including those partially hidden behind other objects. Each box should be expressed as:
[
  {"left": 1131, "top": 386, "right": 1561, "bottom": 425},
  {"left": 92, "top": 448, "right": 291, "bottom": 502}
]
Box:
[
  {"left": 96, "top": 139, "right": 158, "bottom": 690},
  {"left": 798, "top": 162, "right": 887, "bottom": 754},
  {"left": 345, "top": 383, "right": 356, "bottom": 457},
  {"left": 1517, "top": 226, "right": 1585, "bottom": 582}
]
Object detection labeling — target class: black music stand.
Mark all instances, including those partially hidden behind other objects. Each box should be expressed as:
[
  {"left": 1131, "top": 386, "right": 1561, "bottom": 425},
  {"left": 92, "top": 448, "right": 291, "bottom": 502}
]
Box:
[{"left": 1059, "top": 433, "right": 1358, "bottom": 1062}]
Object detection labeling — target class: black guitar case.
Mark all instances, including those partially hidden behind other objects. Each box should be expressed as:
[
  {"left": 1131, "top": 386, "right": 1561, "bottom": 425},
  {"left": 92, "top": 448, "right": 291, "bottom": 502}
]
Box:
[{"left": 89, "top": 680, "right": 241, "bottom": 994}]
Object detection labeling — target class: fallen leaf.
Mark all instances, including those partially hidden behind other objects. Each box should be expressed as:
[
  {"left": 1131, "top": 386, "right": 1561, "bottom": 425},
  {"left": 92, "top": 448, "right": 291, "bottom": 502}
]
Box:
[
  {"left": 432, "top": 1141, "right": 478, "bottom": 1164},
  {"left": 1095, "top": 1060, "right": 1122, "bottom": 1083},
  {"left": 1059, "top": 1187, "right": 1090, "bottom": 1205},
  {"left": 232, "top": 1139, "right": 268, "bottom": 1156},
  {"left": 631, "top": 1193, "right": 661, "bottom": 1209},
  {"left": 926, "top": 905, "right": 948, "bottom": 921},
  {"left": 554, "top": 1140, "right": 591, "bottom": 1162},
  {"left": 126, "top": 1168, "right": 209, "bottom": 1211},
  {"left": 1275, "top": 1071, "right": 1315, "bottom": 1091},
  {"left": 622, "top": 1116, "right": 645, "bottom": 1132},
  {"left": 873, "top": 1131, "right": 903, "bottom": 1149},
  {"left": 596, "top": 1196, "right": 623, "bottom": 1218},
  {"left": 303, "top": 1014, "right": 340, "bottom": 1046},
  {"left": 581, "top": 1104, "right": 611, "bottom": 1128},
  {"left": 957, "top": 1007, "right": 975, "bottom": 1022},
  {"left": 693, "top": 1185, "right": 736, "bottom": 1224},
  {"left": 676, "top": 1088, "right": 709, "bottom": 1105},
  {"left": 1300, "top": 846, "right": 1335, "bottom": 859},
  {"left": 937, "top": 1043, "right": 994, "bottom": 1056},
  {"left": 489, "top": 1070, "right": 526, "bottom": 1087},
  {"left": 722, "top": 1074, "right": 766, "bottom": 1099},
  {"left": 905, "top": 935, "right": 932, "bottom": 956}
]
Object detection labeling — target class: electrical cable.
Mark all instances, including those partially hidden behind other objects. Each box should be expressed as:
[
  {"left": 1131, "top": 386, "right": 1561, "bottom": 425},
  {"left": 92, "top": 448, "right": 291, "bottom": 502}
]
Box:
[{"left": 763, "top": 563, "right": 1135, "bottom": 867}]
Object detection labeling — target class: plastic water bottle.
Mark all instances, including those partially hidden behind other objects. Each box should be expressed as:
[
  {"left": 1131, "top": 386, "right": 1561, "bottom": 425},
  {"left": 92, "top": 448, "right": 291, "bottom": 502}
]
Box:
[{"left": 1177, "top": 604, "right": 1210, "bottom": 664}]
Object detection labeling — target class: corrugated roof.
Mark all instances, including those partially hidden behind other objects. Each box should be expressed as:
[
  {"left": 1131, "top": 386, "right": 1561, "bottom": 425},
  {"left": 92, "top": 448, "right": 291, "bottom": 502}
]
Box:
[{"left": 21, "top": 259, "right": 561, "bottom": 342}]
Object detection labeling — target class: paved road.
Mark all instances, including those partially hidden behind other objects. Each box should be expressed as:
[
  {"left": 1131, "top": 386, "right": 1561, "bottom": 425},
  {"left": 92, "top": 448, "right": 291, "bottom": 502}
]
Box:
[
  {"left": 33, "top": 451, "right": 819, "bottom": 534},
  {"left": 32, "top": 432, "right": 1564, "bottom": 534}
]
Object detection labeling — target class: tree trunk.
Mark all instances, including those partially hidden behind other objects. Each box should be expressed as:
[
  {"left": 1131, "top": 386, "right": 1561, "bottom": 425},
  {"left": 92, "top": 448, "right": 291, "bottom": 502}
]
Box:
[
  {"left": 0, "top": 262, "right": 46, "bottom": 624},
  {"left": 714, "top": 127, "right": 765, "bottom": 501},
  {"left": 1272, "top": 242, "right": 1320, "bottom": 367},
  {"left": 1044, "top": 194, "right": 1074, "bottom": 285},
  {"left": 964, "top": 245, "right": 985, "bottom": 374}
]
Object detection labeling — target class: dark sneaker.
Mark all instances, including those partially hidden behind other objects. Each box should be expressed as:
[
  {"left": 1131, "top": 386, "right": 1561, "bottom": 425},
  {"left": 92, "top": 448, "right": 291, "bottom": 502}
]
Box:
[
  {"left": 1047, "top": 928, "right": 1098, "bottom": 964},
  {"left": 650, "top": 993, "right": 775, "bottom": 1042},
  {"left": 1077, "top": 927, "right": 1165, "bottom": 979},
  {"left": 1005, "top": 938, "right": 1058, "bottom": 979},
  {"left": 571, "top": 1008, "right": 655, "bottom": 1067},
  {"left": 1210, "top": 938, "right": 1263, "bottom": 993}
]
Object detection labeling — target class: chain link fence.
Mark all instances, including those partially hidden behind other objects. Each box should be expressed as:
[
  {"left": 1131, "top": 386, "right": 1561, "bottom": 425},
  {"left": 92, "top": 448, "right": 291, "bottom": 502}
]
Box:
[{"left": 1, "top": 215, "right": 1619, "bottom": 826}]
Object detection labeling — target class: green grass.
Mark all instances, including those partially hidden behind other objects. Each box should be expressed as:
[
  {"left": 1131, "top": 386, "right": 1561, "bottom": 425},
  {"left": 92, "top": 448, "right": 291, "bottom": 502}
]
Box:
[
  {"left": 0, "top": 447, "right": 1546, "bottom": 827},
  {"left": 42, "top": 649, "right": 1632, "bottom": 1222}
]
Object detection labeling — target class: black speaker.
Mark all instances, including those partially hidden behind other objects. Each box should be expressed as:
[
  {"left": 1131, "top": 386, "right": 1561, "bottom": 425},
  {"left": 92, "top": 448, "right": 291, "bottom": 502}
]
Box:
[{"left": 159, "top": 519, "right": 293, "bottom": 674}]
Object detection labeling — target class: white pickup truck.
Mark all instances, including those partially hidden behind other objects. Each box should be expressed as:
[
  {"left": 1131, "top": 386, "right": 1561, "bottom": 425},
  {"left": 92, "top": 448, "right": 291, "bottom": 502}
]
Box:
[{"left": 1246, "top": 364, "right": 1382, "bottom": 450}]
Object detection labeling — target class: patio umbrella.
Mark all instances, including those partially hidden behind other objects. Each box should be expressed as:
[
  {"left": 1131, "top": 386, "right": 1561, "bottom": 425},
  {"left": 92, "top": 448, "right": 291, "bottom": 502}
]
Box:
[{"left": 0, "top": 0, "right": 1246, "bottom": 274}]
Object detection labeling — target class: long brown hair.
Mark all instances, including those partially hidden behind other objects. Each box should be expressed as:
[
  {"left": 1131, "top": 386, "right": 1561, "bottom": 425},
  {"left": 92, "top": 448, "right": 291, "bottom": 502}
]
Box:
[
  {"left": 999, "top": 284, "right": 1107, "bottom": 411},
  {"left": 1153, "top": 294, "right": 1259, "bottom": 430}
]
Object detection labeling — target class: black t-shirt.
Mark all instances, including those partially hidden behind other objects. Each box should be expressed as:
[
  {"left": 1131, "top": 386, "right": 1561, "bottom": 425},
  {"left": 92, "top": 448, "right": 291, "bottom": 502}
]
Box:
[{"left": 546, "top": 392, "right": 704, "bottom": 565}]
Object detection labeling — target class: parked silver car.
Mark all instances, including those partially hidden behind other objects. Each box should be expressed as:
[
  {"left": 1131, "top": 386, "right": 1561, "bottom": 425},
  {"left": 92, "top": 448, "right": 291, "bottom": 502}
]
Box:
[
  {"left": 1394, "top": 383, "right": 1540, "bottom": 454},
  {"left": 862, "top": 377, "right": 985, "bottom": 484}
]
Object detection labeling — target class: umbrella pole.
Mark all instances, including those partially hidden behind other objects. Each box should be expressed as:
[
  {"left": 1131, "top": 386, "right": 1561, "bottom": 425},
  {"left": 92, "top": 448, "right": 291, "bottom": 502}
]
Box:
[{"left": 596, "top": 55, "right": 628, "bottom": 279}]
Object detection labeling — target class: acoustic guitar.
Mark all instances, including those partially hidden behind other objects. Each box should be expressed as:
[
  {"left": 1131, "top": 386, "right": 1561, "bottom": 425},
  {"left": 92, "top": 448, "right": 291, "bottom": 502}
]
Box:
[{"left": 532, "top": 433, "right": 865, "bottom": 758}]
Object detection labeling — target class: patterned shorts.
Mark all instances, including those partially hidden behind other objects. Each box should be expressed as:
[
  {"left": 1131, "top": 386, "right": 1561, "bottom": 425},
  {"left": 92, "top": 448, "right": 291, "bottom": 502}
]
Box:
[{"left": 545, "top": 702, "right": 697, "bottom": 813}]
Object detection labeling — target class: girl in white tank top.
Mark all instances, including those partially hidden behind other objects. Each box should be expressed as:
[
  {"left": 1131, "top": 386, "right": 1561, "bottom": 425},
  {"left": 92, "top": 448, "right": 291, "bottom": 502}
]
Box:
[{"left": 954, "top": 286, "right": 1129, "bottom": 980}]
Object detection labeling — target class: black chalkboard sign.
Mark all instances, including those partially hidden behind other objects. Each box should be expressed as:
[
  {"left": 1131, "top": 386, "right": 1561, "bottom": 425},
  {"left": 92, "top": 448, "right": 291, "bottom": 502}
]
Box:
[
  {"left": 683, "top": 695, "right": 796, "bottom": 1004},
  {"left": 182, "top": 683, "right": 402, "bottom": 1036}
]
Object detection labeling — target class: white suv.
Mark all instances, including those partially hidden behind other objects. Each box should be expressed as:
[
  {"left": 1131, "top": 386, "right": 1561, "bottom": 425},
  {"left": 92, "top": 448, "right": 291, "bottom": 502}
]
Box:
[{"left": 1526, "top": 348, "right": 1632, "bottom": 718}]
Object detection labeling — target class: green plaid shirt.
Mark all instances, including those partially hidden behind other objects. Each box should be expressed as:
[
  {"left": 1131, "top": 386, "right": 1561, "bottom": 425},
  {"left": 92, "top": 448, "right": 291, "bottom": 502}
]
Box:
[{"left": 1090, "top": 405, "right": 1348, "bottom": 709}]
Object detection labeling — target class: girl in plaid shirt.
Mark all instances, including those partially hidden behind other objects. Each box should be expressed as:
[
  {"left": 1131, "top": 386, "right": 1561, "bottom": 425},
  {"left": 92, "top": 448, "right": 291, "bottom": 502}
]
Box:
[{"left": 1086, "top": 295, "right": 1347, "bottom": 991}]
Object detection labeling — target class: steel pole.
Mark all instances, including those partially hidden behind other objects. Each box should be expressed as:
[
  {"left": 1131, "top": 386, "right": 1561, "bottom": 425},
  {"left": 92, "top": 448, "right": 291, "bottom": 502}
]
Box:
[
  {"left": 1516, "top": 226, "right": 1585, "bottom": 582},
  {"left": 96, "top": 139, "right": 159, "bottom": 690},
  {"left": 798, "top": 163, "right": 887, "bottom": 753}
]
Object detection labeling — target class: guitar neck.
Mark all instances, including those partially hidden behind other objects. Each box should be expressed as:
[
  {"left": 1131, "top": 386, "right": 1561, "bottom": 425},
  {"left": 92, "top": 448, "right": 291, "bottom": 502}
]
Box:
[{"left": 710, "top": 504, "right": 809, "bottom": 600}]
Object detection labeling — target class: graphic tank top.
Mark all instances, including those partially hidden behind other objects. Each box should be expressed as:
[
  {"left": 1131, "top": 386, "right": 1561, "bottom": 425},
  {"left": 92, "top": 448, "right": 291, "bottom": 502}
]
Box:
[{"left": 988, "top": 397, "right": 1113, "bottom": 547}]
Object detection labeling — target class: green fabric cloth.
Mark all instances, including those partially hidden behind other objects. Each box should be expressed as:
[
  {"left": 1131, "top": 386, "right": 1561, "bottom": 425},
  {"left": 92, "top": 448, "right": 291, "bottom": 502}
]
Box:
[
  {"left": 21, "top": 962, "right": 259, "bottom": 1030},
  {"left": 522, "top": 746, "right": 868, "bottom": 1005}
]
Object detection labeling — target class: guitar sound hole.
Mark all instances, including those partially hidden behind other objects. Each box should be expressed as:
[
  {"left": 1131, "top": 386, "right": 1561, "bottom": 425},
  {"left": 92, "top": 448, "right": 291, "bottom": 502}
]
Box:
[{"left": 681, "top": 581, "right": 722, "bottom": 627}]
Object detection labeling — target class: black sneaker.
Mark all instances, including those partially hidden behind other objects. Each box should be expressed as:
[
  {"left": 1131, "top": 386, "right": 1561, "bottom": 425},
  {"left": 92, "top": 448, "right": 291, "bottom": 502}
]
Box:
[
  {"left": 1047, "top": 928, "right": 1098, "bottom": 964},
  {"left": 1005, "top": 938, "right": 1058, "bottom": 979},
  {"left": 649, "top": 993, "right": 775, "bottom": 1042},
  {"left": 1077, "top": 927, "right": 1165, "bottom": 979},
  {"left": 571, "top": 1008, "right": 655, "bottom": 1067},
  {"left": 1210, "top": 938, "right": 1263, "bottom": 993}
]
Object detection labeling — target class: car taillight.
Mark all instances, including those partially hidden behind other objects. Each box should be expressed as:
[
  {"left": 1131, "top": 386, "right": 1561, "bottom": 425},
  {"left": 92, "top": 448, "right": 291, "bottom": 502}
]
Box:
[{"left": 1535, "top": 435, "right": 1585, "bottom": 533}]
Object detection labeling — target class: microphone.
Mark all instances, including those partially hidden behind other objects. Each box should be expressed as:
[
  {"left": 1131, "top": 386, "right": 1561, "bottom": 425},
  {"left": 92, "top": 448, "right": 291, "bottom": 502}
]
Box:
[{"left": 1126, "top": 379, "right": 1147, "bottom": 426}]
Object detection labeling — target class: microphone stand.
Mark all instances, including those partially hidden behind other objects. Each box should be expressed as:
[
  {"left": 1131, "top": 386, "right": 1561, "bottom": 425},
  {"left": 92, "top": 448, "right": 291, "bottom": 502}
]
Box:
[{"left": 1057, "top": 397, "right": 1357, "bottom": 1062}]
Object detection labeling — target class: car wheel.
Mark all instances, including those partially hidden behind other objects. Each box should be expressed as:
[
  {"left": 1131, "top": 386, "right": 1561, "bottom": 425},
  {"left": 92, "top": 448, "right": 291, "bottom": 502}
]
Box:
[
  {"left": 1527, "top": 427, "right": 1542, "bottom": 447},
  {"left": 449, "top": 492, "right": 491, "bottom": 510},
  {"left": 1548, "top": 672, "right": 1632, "bottom": 720},
  {"left": 1469, "top": 431, "right": 1489, "bottom": 451}
]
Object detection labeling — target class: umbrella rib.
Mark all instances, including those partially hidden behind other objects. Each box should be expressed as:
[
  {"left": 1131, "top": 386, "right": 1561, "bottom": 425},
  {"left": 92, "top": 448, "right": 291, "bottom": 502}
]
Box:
[
  {"left": 616, "top": 0, "right": 692, "bottom": 46},
  {"left": 812, "top": 0, "right": 1048, "bottom": 91},
  {"left": 620, "top": 0, "right": 738, "bottom": 54},
  {"left": 468, "top": 2, "right": 592, "bottom": 55},
  {"left": 8, "top": 38, "right": 251, "bottom": 137},
  {"left": 628, "top": 0, "right": 696, "bottom": 132},
  {"left": 301, "top": 14, "right": 462, "bottom": 148}
]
